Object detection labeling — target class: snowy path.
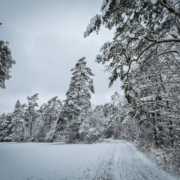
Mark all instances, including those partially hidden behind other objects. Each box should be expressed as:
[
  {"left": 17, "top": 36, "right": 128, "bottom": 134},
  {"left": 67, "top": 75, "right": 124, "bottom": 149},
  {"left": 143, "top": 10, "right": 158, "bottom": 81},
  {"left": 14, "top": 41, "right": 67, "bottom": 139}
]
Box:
[{"left": 0, "top": 140, "right": 178, "bottom": 180}]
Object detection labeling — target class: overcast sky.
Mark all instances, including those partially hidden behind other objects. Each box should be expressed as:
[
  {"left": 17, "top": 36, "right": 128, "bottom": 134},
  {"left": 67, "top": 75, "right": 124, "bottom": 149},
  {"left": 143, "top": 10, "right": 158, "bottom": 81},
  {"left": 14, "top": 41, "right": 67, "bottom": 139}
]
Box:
[{"left": 0, "top": 0, "right": 123, "bottom": 114}]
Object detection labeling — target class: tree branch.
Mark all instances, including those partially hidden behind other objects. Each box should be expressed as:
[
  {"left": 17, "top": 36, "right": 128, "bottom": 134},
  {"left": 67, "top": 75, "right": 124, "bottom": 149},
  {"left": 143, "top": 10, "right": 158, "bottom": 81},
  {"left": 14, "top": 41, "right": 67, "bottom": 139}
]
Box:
[
  {"left": 145, "top": 36, "right": 180, "bottom": 43},
  {"left": 160, "top": 0, "right": 180, "bottom": 16},
  {"left": 125, "top": 36, "right": 180, "bottom": 80},
  {"left": 105, "top": 2, "right": 132, "bottom": 16}
]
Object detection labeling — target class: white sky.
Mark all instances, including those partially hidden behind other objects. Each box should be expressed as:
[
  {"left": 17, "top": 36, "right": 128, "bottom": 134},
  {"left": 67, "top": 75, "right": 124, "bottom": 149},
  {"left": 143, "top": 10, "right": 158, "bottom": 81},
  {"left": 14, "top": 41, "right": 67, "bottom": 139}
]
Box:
[{"left": 0, "top": 0, "right": 123, "bottom": 114}]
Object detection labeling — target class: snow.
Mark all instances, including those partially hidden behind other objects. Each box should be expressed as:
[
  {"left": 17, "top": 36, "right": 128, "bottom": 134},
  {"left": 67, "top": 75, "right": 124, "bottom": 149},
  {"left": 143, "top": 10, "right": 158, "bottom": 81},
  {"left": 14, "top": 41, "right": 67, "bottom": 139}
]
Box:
[
  {"left": 0, "top": 140, "right": 178, "bottom": 180},
  {"left": 100, "top": 0, "right": 108, "bottom": 12},
  {"left": 101, "top": 0, "right": 112, "bottom": 18},
  {"left": 84, "top": 15, "right": 99, "bottom": 38},
  {"left": 140, "top": 95, "right": 155, "bottom": 101}
]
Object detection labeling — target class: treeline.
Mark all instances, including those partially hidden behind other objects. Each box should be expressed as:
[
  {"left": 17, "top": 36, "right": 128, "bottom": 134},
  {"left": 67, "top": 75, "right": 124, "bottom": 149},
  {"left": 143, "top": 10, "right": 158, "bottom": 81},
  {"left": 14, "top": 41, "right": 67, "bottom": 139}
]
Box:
[
  {"left": 0, "top": 58, "right": 127, "bottom": 143},
  {"left": 0, "top": 95, "right": 62, "bottom": 142},
  {"left": 0, "top": 58, "right": 131, "bottom": 144},
  {"left": 0, "top": 92, "right": 131, "bottom": 144}
]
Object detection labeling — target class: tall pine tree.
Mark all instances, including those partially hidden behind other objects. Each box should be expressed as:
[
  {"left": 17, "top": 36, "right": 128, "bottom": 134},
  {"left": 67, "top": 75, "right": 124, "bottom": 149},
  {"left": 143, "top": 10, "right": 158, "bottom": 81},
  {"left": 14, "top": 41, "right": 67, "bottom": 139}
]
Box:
[
  {"left": 12, "top": 100, "right": 26, "bottom": 142},
  {"left": 25, "top": 93, "right": 39, "bottom": 140},
  {"left": 54, "top": 57, "right": 95, "bottom": 142}
]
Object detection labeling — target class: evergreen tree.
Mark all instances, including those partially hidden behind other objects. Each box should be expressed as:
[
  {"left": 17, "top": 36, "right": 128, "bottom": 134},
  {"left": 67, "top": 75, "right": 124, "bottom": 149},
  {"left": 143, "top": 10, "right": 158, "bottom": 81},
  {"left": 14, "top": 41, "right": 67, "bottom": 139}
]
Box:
[
  {"left": 84, "top": 0, "right": 180, "bottom": 85},
  {"left": 0, "top": 113, "right": 13, "bottom": 141},
  {"left": 84, "top": 1, "right": 180, "bottom": 172},
  {"left": 54, "top": 57, "right": 95, "bottom": 142},
  {"left": 79, "top": 106, "right": 105, "bottom": 143},
  {"left": 11, "top": 100, "right": 26, "bottom": 142},
  {"left": 24, "top": 93, "right": 39, "bottom": 140},
  {"left": 38, "top": 96, "right": 62, "bottom": 141},
  {"left": 0, "top": 24, "right": 15, "bottom": 88},
  {"left": 40, "top": 96, "right": 62, "bottom": 125}
]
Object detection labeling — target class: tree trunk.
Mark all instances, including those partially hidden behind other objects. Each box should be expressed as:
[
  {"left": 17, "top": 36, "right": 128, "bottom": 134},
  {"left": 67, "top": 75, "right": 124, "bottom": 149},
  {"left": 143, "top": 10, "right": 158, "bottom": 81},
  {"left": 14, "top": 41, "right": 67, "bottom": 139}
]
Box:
[{"left": 152, "top": 113, "right": 158, "bottom": 148}]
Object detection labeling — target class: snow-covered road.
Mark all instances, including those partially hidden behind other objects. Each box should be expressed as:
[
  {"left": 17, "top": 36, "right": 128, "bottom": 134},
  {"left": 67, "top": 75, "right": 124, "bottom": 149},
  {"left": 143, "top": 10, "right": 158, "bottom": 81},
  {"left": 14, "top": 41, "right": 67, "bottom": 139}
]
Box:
[{"left": 0, "top": 140, "right": 178, "bottom": 180}]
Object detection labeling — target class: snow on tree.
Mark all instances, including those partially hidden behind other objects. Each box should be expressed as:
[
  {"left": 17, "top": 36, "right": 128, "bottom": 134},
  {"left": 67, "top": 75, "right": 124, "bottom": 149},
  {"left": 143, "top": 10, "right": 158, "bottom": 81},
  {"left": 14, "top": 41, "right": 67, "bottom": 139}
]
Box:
[
  {"left": 38, "top": 96, "right": 62, "bottom": 141},
  {"left": 40, "top": 96, "right": 62, "bottom": 125},
  {"left": 11, "top": 100, "right": 26, "bottom": 142},
  {"left": 24, "top": 93, "right": 40, "bottom": 141},
  {"left": 78, "top": 106, "right": 105, "bottom": 143},
  {"left": 84, "top": 0, "right": 180, "bottom": 85},
  {"left": 84, "top": 0, "right": 180, "bottom": 173},
  {"left": 102, "top": 92, "right": 133, "bottom": 140},
  {"left": 126, "top": 56, "right": 180, "bottom": 146},
  {"left": 0, "top": 24, "right": 15, "bottom": 88},
  {"left": 104, "top": 92, "right": 124, "bottom": 139},
  {"left": 53, "top": 57, "right": 95, "bottom": 142},
  {"left": 0, "top": 113, "right": 13, "bottom": 141}
]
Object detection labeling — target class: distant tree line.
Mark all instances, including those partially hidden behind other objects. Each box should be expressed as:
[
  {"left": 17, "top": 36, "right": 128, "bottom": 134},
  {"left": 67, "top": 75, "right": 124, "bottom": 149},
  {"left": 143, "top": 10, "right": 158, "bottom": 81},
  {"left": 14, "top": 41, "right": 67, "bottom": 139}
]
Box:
[{"left": 0, "top": 58, "right": 129, "bottom": 144}]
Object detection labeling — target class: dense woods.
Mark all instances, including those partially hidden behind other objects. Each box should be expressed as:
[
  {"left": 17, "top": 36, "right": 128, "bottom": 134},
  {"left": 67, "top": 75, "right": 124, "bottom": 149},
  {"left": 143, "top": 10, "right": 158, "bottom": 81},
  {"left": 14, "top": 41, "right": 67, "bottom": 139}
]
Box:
[
  {"left": 84, "top": 0, "right": 180, "bottom": 175},
  {"left": 1, "top": 0, "right": 180, "bottom": 176}
]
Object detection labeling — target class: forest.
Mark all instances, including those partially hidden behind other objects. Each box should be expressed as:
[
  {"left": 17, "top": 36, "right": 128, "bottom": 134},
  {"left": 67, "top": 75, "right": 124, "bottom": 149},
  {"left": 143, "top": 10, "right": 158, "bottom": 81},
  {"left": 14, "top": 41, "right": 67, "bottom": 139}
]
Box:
[{"left": 0, "top": 0, "right": 180, "bottom": 177}]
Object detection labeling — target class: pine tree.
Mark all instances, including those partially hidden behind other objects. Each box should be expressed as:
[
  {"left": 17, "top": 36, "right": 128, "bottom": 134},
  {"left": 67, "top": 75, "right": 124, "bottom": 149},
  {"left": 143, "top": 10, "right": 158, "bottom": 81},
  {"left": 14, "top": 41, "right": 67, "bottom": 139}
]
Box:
[
  {"left": 0, "top": 113, "right": 13, "bottom": 141},
  {"left": 79, "top": 106, "right": 105, "bottom": 143},
  {"left": 84, "top": 0, "right": 180, "bottom": 157},
  {"left": 11, "top": 100, "right": 26, "bottom": 142},
  {"left": 0, "top": 24, "right": 15, "bottom": 88},
  {"left": 38, "top": 96, "right": 62, "bottom": 141},
  {"left": 40, "top": 96, "right": 62, "bottom": 125},
  {"left": 54, "top": 57, "right": 95, "bottom": 142},
  {"left": 25, "top": 93, "right": 39, "bottom": 140},
  {"left": 84, "top": 0, "right": 180, "bottom": 85}
]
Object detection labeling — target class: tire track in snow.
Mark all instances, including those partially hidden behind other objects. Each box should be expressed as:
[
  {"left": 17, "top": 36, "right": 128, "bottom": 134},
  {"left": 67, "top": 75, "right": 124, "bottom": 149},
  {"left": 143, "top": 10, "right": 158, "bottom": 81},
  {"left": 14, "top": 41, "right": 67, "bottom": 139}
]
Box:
[
  {"left": 80, "top": 143, "right": 114, "bottom": 180},
  {"left": 93, "top": 144, "right": 116, "bottom": 180},
  {"left": 83, "top": 140, "right": 178, "bottom": 180}
]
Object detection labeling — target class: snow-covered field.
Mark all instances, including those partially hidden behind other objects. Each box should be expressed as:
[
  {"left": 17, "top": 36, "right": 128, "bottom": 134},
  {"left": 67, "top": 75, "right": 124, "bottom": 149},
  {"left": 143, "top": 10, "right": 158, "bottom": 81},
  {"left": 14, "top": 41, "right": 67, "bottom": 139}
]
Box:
[{"left": 0, "top": 140, "right": 178, "bottom": 180}]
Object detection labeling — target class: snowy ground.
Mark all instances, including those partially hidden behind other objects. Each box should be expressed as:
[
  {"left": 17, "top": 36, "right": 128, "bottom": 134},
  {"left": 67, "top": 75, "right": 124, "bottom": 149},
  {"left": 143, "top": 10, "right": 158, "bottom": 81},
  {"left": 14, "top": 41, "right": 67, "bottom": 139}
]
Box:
[{"left": 0, "top": 140, "right": 178, "bottom": 180}]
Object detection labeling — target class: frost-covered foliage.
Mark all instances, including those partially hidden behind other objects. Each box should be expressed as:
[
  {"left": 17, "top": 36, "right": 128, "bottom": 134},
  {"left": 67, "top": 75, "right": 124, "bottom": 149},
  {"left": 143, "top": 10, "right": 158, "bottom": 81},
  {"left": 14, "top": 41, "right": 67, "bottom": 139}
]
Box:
[
  {"left": 85, "top": 0, "right": 180, "bottom": 174},
  {"left": 53, "top": 57, "right": 95, "bottom": 143},
  {"left": 11, "top": 100, "right": 26, "bottom": 142},
  {"left": 0, "top": 113, "right": 13, "bottom": 141},
  {"left": 24, "top": 93, "right": 40, "bottom": 141},
  {"left": 0, "top": 95, "right": 63, "bottom": 142},
  {"left": 79, "top": 107, "right": 105, "bottom": 143},
  {"left": 104, "top": 102, "right": 122, "bottom": 139},
  {"left": 126, "top": 58, "right": 180, "bottom": 147},
  {"left": 38, "top": 97, "right": 62, "bottom": 141},
  {"left": 0, "top": 24, "right": 15, "bottom": 88},
  {"left": 124, "top": 57, "right": 180, "bottom": 174},
  {"left": 101, "top": 92, "right": 135, "bottom": 140},
  {"left": 85, "top": 0, "right": 180, "bottom": 85}
]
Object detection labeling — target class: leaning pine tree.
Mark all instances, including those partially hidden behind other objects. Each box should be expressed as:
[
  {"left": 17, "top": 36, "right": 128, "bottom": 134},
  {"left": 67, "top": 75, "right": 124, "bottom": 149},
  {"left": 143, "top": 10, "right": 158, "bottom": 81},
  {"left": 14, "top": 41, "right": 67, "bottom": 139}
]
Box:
[{"left": 53, "top": 57, "right": 95, "bottom": 142}]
